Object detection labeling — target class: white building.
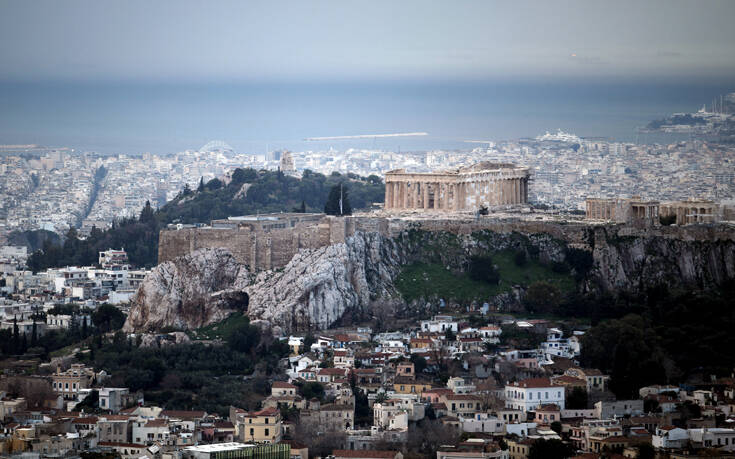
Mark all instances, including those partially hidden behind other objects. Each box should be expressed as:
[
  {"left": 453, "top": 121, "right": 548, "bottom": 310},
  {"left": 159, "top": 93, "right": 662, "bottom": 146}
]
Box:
[
  {"left": 652, "top": 426, "right": 689, "bottom": 450},
  {"left": 460, "top": 413, "right": 506, "bottom": 434},
  {"left": 420, "top": 315, "right": 458, "bottom": 333},
  {"left": 540, "top": 328, "right": 579, "bottom": 360},
  {"left": 98, "top": 388, "right": 131, "bottom": 413},
  {"left": 689, "top": 428, "right": 735, "bottom": 451},
  {"left": 373, "top": 400, "right": 409, "bottom": 432},
  {"left": 479, "top": 325, "right": 502, "bottom": 344},
  {"left": 505, "top": 378, "right": 565, "bottom": 413}
]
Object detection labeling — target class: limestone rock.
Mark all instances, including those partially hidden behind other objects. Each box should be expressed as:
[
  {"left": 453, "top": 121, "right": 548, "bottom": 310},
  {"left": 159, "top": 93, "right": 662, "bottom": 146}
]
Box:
[
  {"left": 245, "top": 231, "right": 402, "bottom": 331},
  {"left": 123, "top": 248, "right": 249, "bottom": 332}
]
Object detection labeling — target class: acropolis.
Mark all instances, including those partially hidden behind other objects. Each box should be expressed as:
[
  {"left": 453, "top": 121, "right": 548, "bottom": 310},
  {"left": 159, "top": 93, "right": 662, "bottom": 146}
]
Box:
[{"left": 384, "top": 162, "right": 531, "bottom": 211}]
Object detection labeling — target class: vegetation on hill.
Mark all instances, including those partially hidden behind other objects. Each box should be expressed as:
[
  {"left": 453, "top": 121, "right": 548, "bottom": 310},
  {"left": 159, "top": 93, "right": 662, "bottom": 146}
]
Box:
[
  {"left": 76, "top": 315, "right": 289, "bottom": 415},
  {"left": 23, "top": 168, "right": 384, "bottom": 269},
  {"left": 395, "top": 249, "right": 575, "bottom": 304},
  {"left": 580, "top": 282, "right": 735, "bottom": 398},
  {"left": 156, "top": 168, "right": 381, "bottom": 225}
]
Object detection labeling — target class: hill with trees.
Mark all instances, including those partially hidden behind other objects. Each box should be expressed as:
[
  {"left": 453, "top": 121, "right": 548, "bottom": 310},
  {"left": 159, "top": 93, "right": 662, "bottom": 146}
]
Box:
[{"left": 24, "top": 168, "right": 384, "bottom": 270}]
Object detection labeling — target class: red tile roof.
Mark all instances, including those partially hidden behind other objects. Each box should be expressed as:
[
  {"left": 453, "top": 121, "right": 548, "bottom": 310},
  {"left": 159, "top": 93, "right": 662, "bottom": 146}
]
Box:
[
  {"left": 160, "top": 410, "right": 207, "bottom": 419},
  {"left": 272, "top": 381, "right": 297, "bottom": 389},
  {"left": 511, "top": 378, "right": 554, "bottom": 388}
]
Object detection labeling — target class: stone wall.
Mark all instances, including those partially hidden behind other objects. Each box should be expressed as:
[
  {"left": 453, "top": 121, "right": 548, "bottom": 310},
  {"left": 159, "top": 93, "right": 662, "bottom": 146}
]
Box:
[{"left": 159, "top": 215, "right": 735, "bottom": 272}]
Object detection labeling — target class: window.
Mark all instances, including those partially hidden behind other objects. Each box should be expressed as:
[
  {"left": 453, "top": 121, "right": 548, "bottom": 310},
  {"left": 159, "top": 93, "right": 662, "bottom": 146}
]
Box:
[
  {"left": 250, "top": 428, "right": 254, "bottom": 436},
  {"left": 265, "top": 428, "right": 269, "bottom": 437}
]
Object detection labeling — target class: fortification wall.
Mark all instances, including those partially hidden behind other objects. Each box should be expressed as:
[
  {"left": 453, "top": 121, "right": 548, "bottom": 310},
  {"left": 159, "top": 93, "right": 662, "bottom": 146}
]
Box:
[{"left": 159, "top": 215, "right": 735, "bottom": 272}]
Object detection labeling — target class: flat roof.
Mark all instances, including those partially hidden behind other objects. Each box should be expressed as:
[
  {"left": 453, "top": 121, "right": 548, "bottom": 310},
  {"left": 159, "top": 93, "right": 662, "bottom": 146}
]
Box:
[{"left": 184, "top": 442, "right": 255, "bottom": 452}]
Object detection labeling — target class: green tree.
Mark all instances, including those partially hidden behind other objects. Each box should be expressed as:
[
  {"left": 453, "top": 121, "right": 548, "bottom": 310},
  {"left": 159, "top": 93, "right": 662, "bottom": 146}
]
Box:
[
  {"left": 324, "top": 183, "right": 352, "bottom": 216},
  {"left": 92, "top": 304, "right": 126, "bottom": 333},
  {"left": 226, "top": 322, "right": 261, "bottom": 354},
  {"left": 524, "top": 281, "right": 562, "bottom": 314},
  {"left": 468, "top": 255, "right": 500, "bottom": 285},
  {"left": 31, "top": 319, "right": 38, "bottom": 348},
  {"left": 12, "top": 316, "right": 19, "bottom": 354},
  {"left": 139, "top": 200, "right": 155, "bottom": 224}
]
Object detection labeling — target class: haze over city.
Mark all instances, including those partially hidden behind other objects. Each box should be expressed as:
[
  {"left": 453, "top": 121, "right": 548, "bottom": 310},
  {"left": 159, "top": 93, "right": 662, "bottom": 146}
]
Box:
[{"left": 1, "top": 3, "right": 735, "bottom": 459}]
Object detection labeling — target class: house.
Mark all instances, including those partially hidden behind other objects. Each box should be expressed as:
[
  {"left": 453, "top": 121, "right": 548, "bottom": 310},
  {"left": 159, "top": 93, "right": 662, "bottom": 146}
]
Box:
[
  {"left": 688, "top": 428, "right": 735, "bottom": 451},
  {"left": 132, "top": 418, "right": 170, "bottom": 446},
  {"left": 594, "top": 400, "right": 643, "bottom": 419},
  {"left": 457, "top": 337, "right": 484, "bottom": 353},
  {"left": 373, "top": 400, "right": 409, "bottom": 431},
  {"left": 300, "top": 404, "right": 354, "bottom": 432},
  {"left": 422, "top": 388, "right": 454, "bottom": 403},
  {"left": 437, "top": 439, "right": 505, "bottom": 459},
  {"left": 564, "top": 368, "right": 610, "bottom": 393},
  {"left": 334, "top": 350, "right": 355, "bottom": 369},
  {"left": 507, "top": 438, "right": 534, "bottom": 459},
  {"left": 393, "top": 378, "right": 432, "bottom": 395},
  {"left": 232, "top": 407, "right": 282, "bottom": 443},
  {"left": 440, "top": 394, "right": 483, "bottom": 417},
  {"left": 540, "top": 328, "right": 578, "bottom": 360},
  {"left": 51, "top": 364, "right": 97, "bottom": 400},
  {"left": 271, "top": 381, "right": 298, "bottom": 397},
  {"left": 318, "top": 368, "right": 348, "bottom": 383},
  {"left": 505, "top": 378, "right": 565, "bottom": 413},
  {"left": 447, "top": 377, "right": 476, "bottom": 394},
  {"left": 410, "top": 338, "right": 435, "bottom": 352},
  {"left": 98, "top": 388, "right": 134, "bottom": 413},
  {"left": 459, "top": 413, "right": 505, "bottom": 434},
  {"left": 420, "top": 315, "right": 458, "bottom": 333},
  {"left": 98, "top": 442, "right": 149, "bottom": 459},
  {"left": 479, "top": 325, "right": 502, "bottom": 344},
  {"left": 297, "top": 366, "right": 318, "bottom": 381},
  {"left": 396, "top": 362, "right": 415, "bottom": 380},
  {"left": 533, "top": 404, "right": 561, "bottom": 424},
  {"left": 353, "top": 368, "right": 382, "bottom": 386},
  {"left": 97, "top": 415, "right": 132, "bottom": 444}
]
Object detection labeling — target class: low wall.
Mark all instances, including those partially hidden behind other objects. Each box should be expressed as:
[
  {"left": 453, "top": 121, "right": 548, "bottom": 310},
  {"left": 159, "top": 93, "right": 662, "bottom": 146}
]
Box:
[{"left": 159, "top": 215, "right": 735, "bottom": 272}]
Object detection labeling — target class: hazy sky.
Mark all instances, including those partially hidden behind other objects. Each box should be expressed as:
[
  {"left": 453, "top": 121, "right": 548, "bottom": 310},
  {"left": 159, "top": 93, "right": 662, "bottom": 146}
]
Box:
[{"left": 1, "top": 0, "right": 734, "bottom": 82}]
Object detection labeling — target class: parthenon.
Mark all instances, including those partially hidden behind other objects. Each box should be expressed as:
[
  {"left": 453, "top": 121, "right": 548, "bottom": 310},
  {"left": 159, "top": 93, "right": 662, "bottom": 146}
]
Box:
[{"left": 384, "top": 162, "right": 531, "bottom": 211}]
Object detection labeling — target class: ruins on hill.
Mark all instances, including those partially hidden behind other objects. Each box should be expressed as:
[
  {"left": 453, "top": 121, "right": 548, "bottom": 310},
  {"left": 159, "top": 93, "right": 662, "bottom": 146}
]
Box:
[
  {"left": 585, "top": 197, "right": 725, "bottom": 225},
  {"left": 384, "top": 162, "right": 531, "bottom": 211}
]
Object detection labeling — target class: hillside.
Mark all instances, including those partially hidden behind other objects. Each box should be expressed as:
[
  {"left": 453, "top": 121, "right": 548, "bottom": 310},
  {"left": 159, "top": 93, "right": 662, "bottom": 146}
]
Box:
[{"left": 24, "top": 168, "right": 385, "bottom": 270}]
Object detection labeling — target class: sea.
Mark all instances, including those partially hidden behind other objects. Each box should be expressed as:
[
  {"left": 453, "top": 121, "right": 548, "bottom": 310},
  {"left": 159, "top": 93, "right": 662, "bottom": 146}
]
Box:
[{"left": 0, "top": 78, "right": 733, "bottom": 155}]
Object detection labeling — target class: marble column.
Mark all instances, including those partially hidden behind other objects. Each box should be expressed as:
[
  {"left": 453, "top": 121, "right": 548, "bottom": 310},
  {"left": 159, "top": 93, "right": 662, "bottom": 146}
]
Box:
[
  {"left": 423, "top": 182, "right": 429, "bottom": 209},
  {"left": 385, "top": 182, "right": 392, "bottom": 209}
]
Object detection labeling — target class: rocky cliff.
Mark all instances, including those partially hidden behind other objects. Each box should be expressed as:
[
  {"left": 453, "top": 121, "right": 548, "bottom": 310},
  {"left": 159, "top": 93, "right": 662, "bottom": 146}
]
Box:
[
  {"left": 123, "top": 248, "right": 250, "bottom": 332},
  {"left": 125, "top": 225, "right": 735, "bottom": 333}
]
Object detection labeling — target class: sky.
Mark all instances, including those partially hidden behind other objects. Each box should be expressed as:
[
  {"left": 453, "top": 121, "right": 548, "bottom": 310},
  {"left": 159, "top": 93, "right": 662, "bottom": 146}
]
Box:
[{"left": 1, "top": 0, "right": 735, "bottom": 83}]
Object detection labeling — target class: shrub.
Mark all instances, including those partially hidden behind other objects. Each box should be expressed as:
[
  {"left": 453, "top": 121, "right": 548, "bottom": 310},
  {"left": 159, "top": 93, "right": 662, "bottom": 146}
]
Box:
[{"left": 468, "top": 256, "right": 500, "bottom": 285}]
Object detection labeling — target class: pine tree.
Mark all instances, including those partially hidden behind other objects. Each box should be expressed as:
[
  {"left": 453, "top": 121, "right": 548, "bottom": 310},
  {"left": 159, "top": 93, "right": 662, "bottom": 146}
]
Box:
[
  {"left": 20, "top": 333, "right": 27, "bottom": 354},
  {"left": 324, "top": 183, "right": 352, "bottom": 216},
  {"left": 82, "top": 316, "right": 88, "bottom": 339},
  {"left": 197, "top": 177, "right": 204, "bottom": 192},
  {"left": 11, "top": 316, "right": 19, "bottom": 354},
  {"left": 300, "top": 200, "right": 306, "bottom": 213},
  {"left": 139, "top": 200, "right": 155, "bottom": 224},
  {"left": 31, "top": 319, "right": 37, "bottom": 347}
]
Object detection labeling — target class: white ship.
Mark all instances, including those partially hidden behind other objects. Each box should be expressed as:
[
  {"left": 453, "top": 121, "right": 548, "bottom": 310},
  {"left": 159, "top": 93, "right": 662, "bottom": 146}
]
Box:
[{"left": 535, "top": 129, "right": 582, "bottom": 143}]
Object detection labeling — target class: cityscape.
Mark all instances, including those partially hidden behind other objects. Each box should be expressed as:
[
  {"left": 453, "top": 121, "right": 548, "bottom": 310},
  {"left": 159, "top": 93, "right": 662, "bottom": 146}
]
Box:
[{"left": 1, "top": 2, "right": 735, "bottom": 459}]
